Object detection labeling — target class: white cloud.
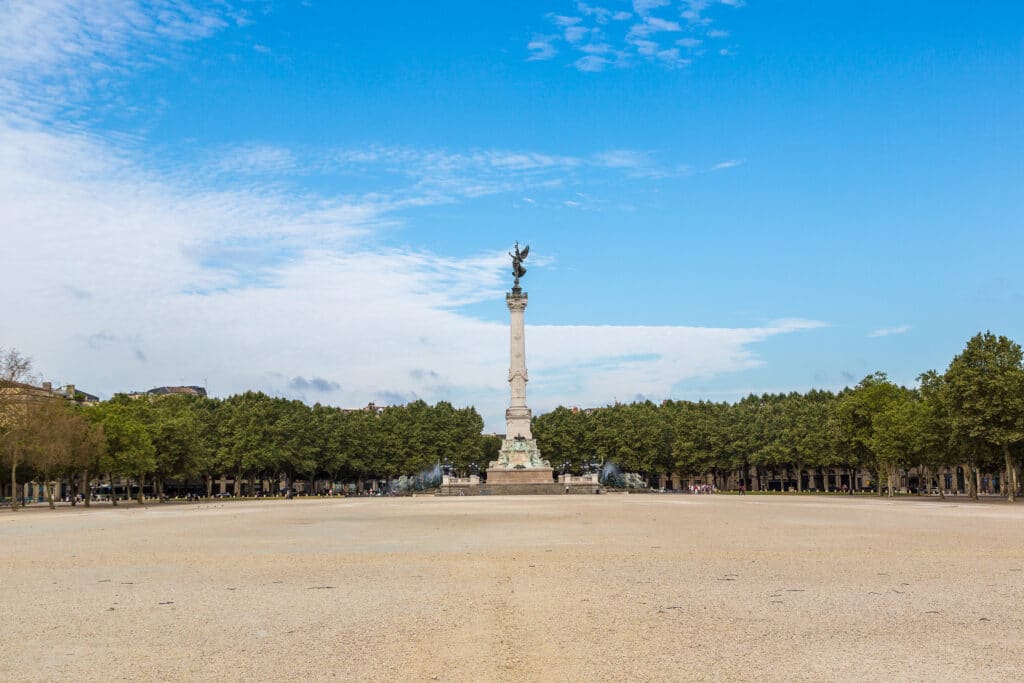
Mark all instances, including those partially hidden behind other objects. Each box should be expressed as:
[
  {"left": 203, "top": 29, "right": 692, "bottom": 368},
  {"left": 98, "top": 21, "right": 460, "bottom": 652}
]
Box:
[
  {"left": 0, "top": 0, "right": 230, "bottom": 120},
  {"left": 711, "top": 158, "right": 745, "bottom": 170},
  {"left": 591, "top": 149, "right": 683, "bottom": 178},
  {"left": 592, "top": 149, "right": 651, "bottom": 169},
  {"left": 533, "top": 0, "right": 742, "bottom": 72},
  {"left": 574, "top": 55, "right": 611, "bottom": 72},
  {"left": 0, "top": 120, "right": 823, "bottom": 429},
  {"left": 868, "top": 325, "right": 911, "bottom": 338},
  {"left": 644, "top": 17, "right": 682, "bottom": 32},
  {"left": 550, "top": 14, "right": 583, "bottom": 27},
  {"left": 579, "top": 42, "right": 613, "bottom": 54},
  {"left": 634, "top": 0, "right": 671, "bottom": 15},
  {"left": 215, "top": 144, "right": 297, "bottom": 175},
  {"left": 564, "top": 25, "right": 591, "bottom": 43},
  {"left": 527, "top": 35, "right": 558, "bottom": 60},
  {"left": 577, "top": 2, "right": 614, "bottom": 22}
]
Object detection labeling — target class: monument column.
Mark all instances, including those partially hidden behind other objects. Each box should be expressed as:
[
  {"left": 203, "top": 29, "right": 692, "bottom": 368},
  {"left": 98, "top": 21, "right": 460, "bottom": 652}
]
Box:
[
  {"left": 505, "top": 289, "right": 532, "bottom": 439},
  {"left": 486, "top": 242, "right": 552, "bottom": 486}
]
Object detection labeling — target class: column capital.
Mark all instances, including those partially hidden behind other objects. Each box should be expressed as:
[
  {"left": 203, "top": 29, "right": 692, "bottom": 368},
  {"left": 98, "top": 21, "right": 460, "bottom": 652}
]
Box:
[{"left": 506, "top": 291, "right": 528, "bottom": 312}]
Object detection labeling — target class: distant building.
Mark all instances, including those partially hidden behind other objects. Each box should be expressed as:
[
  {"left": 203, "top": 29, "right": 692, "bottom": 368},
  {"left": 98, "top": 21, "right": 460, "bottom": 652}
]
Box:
[
  {"left": 1, "top": 382, "right": 97, "bottom": 403},
  {"left": 571, "top": 406, "right": 598, "bottom": 415},
  {"left": 128, "top": 385, "right": 207, "bottom": 399},
  {"left": 0, "top": 380, "right": 98, "bottom": 406},
  {"left": 57, "top": 383, "right": 100, "bottom": 403},
  {"left": 341, "top": 401, "right": 390, "bottom": 414}
]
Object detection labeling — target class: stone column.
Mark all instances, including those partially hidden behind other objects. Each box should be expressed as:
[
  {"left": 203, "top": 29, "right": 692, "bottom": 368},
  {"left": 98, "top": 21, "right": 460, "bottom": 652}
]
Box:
[{"left": 505, "top": 290, "right": 532, "bottom": 439}]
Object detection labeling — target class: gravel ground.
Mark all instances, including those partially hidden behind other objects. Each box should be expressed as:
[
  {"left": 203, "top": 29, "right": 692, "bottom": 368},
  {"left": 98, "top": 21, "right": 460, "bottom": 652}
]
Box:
[{"left": 2, "top": 494, "right": 1023, "bottom": 681}]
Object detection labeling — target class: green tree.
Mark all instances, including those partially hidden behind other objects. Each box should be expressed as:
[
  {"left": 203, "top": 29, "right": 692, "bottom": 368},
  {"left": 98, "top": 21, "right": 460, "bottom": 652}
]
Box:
[
  {"left": 791, "top": 390, "right": 836, "bottom": 492},
  {"left": 917, "top": 370, "right": 957, "bottom": 499},
  {"left": 94, "top": 399, "right": 157, "bottom": 505},
  {"left": 217, "top": 392, "right": 277, "bottom": 496},
  {"left": 834, "top": 373, "right": 905, "bottom": 495},
  {"left": 71, "top": 406, "right": 107, "bottom": 506},
  {"left": 944, "top": 332, "right": 1024, "bottom": 501},
  {"left": 871, "top": 389, "right": 923, "bottom": 497},
  {"left": 0, "top": 347, "right": 36, "bottom": 510},
  {"left": 148, "top": 394, "right": 205, "bottom": 501}
]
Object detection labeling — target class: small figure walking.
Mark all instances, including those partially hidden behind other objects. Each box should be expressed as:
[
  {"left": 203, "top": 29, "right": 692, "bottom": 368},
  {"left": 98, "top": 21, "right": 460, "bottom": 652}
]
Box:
[{"left": 739, "top": 483, "right": 746, "bottom": 496}]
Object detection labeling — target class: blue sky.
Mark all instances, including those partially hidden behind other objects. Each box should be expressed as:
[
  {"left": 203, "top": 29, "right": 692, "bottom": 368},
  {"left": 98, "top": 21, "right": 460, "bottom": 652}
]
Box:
[{"left": 1, "top": 1, "right": 1022, "bottom": 429}]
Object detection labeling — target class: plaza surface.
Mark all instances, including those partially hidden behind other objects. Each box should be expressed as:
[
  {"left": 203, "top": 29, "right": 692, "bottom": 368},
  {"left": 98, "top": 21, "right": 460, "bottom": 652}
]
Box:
[{"left": 2, "top": 495, "right": 1023, "bottom": 682}]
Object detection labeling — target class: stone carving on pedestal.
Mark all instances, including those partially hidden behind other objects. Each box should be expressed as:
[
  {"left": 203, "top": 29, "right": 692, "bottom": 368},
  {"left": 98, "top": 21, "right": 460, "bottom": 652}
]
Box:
[{"left": 487, "top": 242, "right": 552, "bottom": 485}]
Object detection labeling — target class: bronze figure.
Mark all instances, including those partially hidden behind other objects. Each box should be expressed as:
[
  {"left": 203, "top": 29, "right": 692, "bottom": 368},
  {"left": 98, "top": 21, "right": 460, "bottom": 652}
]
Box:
[{"left": 510, "top": 242, "right": 529, "bottom": 287}]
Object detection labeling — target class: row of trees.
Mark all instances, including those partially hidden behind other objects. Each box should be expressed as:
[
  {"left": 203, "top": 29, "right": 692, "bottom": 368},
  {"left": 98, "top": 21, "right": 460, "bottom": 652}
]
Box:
[
  {"left": 3, "top": 331, "right": 1023, "bottom": 506},
  {"left": 2, "top": 348, "right": 493, "bottom": 508},
  {"left": 534, "top": 332, "right": 1024, "bottom": 500}
]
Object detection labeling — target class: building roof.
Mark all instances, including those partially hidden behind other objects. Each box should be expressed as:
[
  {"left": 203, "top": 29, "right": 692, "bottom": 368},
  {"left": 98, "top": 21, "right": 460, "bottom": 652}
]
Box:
[{"left": 146, "top": 385, "right": 207, "bottom": 397}]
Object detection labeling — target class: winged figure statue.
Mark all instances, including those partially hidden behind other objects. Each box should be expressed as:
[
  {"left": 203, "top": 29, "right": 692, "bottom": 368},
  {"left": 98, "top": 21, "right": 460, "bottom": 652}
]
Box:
[{"left": 510, "top": 242, "right": 529, "bottom": 287}]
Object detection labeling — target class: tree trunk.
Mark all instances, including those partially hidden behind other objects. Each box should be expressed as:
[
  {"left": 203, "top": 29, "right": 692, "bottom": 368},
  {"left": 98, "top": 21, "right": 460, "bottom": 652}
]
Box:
[
  {"left": 47, "top": 479, "right": 56, "bottom": 509},
  {"left": 796, "top": 463, "right": 803, "bottom": 492},
  {"left": 10, "top": 460, "right": 18, "bottom": 511},
  {"left": 137, "top": 474, "right": 145, "bottom": 505},
  {"left": 109, "top": 474, "right": 118, "bottom": 506},
  {"left": 82, "top": 469, "right": 90, "bottom": 507},
  {"left": 751, "top": 465, "right": 759, "bottom": 492},
  {"left": 1002, "top": 443, "right": 1016, "bottom": 503},
  {"left": 937, "top": 469, "right": 946, "bottom": 499},
  {"left": 968, "top": 466, "right": 978, "bottom": 500},
  {"left": 234, "top": 469, "right": 242, "bottom": 497},
  {"left": 205, "top": 475, "right": 213, "bottom": 500},
  {"left": 157, "top": 476, "right": 166, "bottom": 503}
]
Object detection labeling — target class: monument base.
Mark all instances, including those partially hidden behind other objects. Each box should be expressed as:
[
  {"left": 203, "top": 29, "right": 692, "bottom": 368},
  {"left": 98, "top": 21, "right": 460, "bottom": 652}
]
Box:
[
  {"left": 437, "top": 480, "right": 600, "bottom": 496},
  {"left": 485, "top": 467, "right": 554, "bottom": 485}
]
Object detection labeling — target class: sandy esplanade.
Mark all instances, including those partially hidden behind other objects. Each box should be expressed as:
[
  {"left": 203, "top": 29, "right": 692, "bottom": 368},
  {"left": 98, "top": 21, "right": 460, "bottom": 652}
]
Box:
[{"left": 2, "top": 494, "right": 1023, "bottom": 681}]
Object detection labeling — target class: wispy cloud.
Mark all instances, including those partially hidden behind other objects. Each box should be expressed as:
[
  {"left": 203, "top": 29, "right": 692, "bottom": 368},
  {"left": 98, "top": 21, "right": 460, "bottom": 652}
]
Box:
[
  {"left": 0, "top": 0, "right": 233, "bottom": 122},
  {"left": 531, "top": 0, "right": 743, "bottom": 72},
  {"left": 215, "top": 144, "right": 298, "bottom": 176},
  {"left": 868, "top": 325, "right": 911, "bottom": 338},
  {"left": 711, "top": 158, "right": 745, "bottom": 171},
  {"left": 527, "top": 36, "right": 559, "bottom": 61}
]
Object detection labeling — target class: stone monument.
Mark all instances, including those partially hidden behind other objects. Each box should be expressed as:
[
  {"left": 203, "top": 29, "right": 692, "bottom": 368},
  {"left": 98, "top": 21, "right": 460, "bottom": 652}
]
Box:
[{"left": 486, "top": 242, "right": 554, "bottom": 485}]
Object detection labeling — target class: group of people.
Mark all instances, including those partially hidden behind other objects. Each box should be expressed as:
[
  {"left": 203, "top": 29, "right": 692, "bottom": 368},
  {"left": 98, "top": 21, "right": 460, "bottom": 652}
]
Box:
[{"left": 690, "top": 484, "right": 716, "bottom": 495}]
